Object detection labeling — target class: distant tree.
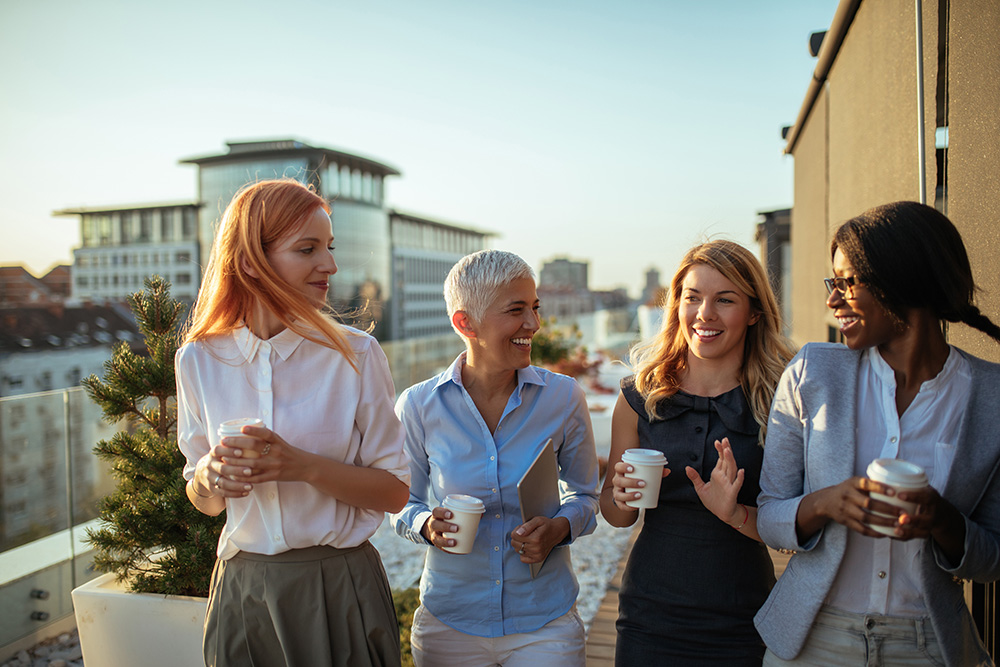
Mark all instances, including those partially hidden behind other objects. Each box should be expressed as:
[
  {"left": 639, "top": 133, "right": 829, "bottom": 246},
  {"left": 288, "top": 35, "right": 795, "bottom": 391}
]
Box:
[
  {"left": 82, "top": 276, "right": 223, "bottom": 596},
  {"left": 531, "top": 317, "right": 597, "bottom": 378}
]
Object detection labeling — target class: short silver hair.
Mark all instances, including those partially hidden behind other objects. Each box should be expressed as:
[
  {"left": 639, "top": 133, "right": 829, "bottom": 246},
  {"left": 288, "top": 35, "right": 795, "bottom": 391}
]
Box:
[{"left": 444, "top": 250, "right": 535, "bottom": 331}]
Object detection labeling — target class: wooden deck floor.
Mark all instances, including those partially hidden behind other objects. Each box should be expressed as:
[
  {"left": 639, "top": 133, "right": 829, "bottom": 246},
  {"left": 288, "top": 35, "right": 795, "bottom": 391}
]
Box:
[{"left": 584, "top": 528, "right": 793, "bottom": 666}]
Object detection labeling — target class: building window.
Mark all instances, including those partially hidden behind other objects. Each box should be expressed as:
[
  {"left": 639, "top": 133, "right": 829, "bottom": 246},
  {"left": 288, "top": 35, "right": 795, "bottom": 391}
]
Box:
[
  {"left": 362, "top": 173, "right": 373, "bottom": 202},
  {"left": 38, "top": 371, "right": 52, "bottom": 391},
  {"left": 76, "top": 276, "right": 89, "bottom": 287},
  {"left": 98, "top": 215, "right": 112, "bottom": 244},
  {"left": 340, "top": 165, "right": 352, "bottom": 197},
  {"left": 119, "top": 212, "right": 132, "bottom": 243},
  {"left": 182, "top": 209, "right": 197, "bottom": 240},
  {"left": 176, "top": 251, "right": 191, "bottom": 264},
  {"left": 326, "top": 163, "right": 339, "bottom": 196},
  {"left": 175, "top": 273, "right": 191, "bottom": 285},
  {"left": 140, "top": 210, "right": 153, "bottom": 242},
  {"left": 7, "top": 376, "right": 23, "bottom": 389},
  {"left": 160, "top": 210, "right": 173, "bottom": 240}
]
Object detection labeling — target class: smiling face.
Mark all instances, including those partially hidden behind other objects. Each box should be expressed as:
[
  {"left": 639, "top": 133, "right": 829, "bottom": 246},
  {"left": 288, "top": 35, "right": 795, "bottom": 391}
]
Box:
[
  {"left": 265, "top": 206, "right": 338, "bottom": 308},
  {"left": 678, "top": 263, "right": 758, "bottom": 368},
  {"left": 828, "top": 247, "right": 900, "bottom": 350},
  {"left": 465, "top": 277, "right": 541, "bottom": 373}
]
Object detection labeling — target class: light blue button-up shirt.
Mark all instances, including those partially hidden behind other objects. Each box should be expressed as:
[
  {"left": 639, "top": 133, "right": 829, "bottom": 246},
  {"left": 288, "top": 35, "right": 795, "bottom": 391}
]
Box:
[{"left": 389, "top": 353, "right": 600, "bottom": 637}]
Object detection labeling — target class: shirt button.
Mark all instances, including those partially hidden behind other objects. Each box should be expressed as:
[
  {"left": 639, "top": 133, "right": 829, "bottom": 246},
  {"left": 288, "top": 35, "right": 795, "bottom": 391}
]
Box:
[
  {"left": 494, "top": 546, "right": 499, "bottom": 551},
  {"left": 495, "top": 580, "right": 501, "bottom": 586},
  {"left": 695, "top": 426, "right": 703, "bottom": 433},
  {"left": 268, "top": 492, "right": 276, "bottom": 500},
  {"left": 689, "top": 453, "right": 697, "bottom": 461},
  {"left": 890, "top": 436, "right": 897, "bottom": 443},
  {"left": 492, "top": 488, "right": 497, "bottom": 493},
  {"left": 273, "top": 535, "right": 281, "bottom": 542},
  {"left": 878, "top": 571, "right": 887, "bottom": 579},
  {"left": 490, "top": 456, "right": 495, "bottom": 461},
  {"left": 264, "top": 409, "right": 271, "bottom": 416},
  {"left": 495, "top": 514, "right": 501, "bottom": 519}
]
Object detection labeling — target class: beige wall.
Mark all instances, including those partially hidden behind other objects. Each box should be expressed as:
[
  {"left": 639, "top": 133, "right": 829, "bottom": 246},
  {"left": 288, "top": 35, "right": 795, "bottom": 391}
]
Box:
[
  {"left": 789, "top": 0, "right": 1000, "bottom": 358},
  {"left": 826, "top": 0, "right": 934, "bottom": 222},
  {"left": 944, "top": 0, "right": 1000, "bottom": 361},
  {"left": 789, "top": 86, "right": 831, "bottom": 345}
]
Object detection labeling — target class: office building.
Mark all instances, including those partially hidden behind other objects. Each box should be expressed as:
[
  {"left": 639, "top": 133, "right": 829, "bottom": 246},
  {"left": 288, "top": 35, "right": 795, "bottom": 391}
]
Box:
[
  {"left": 53, "top": 202, "right": 201, "bottom": 303},
  {"left": 54, "top": 139, "right": 492, "bottom": 341}
]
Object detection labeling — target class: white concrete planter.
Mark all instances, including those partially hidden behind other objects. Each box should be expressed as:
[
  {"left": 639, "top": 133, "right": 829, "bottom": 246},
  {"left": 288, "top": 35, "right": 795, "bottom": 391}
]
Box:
[{"left": 72, "top": 572, "right": 207, "bottom": 667}]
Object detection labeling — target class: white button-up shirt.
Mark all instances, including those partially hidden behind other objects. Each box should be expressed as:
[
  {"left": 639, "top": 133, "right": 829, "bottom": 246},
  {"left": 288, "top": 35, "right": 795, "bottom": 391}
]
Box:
[
  {"left": 176, "top": 326, "right": 410, "bottom": 560},
  {"left": 826, "top": 346, "right": 969, "bottom": 616}
]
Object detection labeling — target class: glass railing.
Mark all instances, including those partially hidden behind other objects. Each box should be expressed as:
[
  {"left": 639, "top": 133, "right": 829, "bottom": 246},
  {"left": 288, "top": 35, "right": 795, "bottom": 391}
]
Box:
[{"left": 0, "top": 387, "right": 120, "bottom": 649}]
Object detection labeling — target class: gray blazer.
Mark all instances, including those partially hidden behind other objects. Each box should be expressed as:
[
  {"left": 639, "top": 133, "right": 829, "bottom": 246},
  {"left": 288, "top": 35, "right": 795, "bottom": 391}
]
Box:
[{"left": 755, "top": 343, "right": 1000, "bottom": 667}]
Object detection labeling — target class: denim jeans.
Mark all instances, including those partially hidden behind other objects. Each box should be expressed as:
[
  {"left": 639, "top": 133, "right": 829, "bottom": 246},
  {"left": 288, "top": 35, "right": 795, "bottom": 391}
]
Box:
[{"left": 762, "top": 605, "right": 945, "bottom": 667}]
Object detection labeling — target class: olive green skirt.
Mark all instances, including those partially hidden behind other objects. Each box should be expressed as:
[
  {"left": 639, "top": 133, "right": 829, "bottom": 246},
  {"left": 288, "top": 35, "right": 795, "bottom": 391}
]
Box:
[{"left": 203, "top": 542, "right": 401, "bottom": 667}]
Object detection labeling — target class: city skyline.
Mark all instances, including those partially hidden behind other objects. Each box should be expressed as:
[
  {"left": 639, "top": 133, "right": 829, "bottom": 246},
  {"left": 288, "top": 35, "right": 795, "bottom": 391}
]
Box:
[{"left": 0, "top": 0, "right": 838, "bottom": 294}]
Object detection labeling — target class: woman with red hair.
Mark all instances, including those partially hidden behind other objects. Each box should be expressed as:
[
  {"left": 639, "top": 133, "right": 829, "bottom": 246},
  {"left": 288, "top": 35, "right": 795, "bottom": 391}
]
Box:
[{"left": 176, "top": 179, "right": 409, "bottom": 667}]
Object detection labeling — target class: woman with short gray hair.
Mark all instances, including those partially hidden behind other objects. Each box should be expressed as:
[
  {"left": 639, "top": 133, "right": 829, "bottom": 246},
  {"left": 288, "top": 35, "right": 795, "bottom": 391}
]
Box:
[{"left": 391, "top": 249, "right": 600, "bottom": 666}]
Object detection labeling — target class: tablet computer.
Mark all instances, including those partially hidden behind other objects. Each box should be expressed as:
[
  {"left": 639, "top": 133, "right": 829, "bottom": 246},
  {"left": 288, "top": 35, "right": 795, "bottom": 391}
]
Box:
[{"left": 516, "top": 438, "right": 560, "bottom": 578}]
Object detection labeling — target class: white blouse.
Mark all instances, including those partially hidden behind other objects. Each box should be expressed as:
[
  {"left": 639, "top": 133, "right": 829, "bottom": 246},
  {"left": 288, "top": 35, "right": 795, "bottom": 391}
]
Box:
[
  {"left": 176, "top": 326, "right": 410, "bottom": 560},
  {"left": 826, "top": 345, "right": 969, "bottom": 616}
]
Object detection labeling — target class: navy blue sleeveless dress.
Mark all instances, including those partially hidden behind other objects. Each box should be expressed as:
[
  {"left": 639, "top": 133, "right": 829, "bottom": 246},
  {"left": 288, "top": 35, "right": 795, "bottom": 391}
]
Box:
[{"left": 615, "top": 377, "right": 774, "bottom": 666}]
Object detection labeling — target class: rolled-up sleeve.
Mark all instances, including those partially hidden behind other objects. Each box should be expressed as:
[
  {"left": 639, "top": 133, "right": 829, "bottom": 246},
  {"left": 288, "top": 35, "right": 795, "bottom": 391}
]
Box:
[
  {"left": 353, "top": 340, "right": 411, "bottom": 485},
  {"left": 175, "top": 344, "right": 210, "bottom": 481},
  {"left": 388, "top": 388, "right": 432, "bottom": 545},
  {"left": 554, "top": 381, "right": 600, "bottom": 543},
  {"left": 757, "top": 352, "right": 823, "bottom": 552}
]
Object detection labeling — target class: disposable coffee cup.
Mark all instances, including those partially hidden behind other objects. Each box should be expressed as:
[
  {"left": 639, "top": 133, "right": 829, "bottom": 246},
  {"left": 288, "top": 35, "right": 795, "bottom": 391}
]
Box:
[
  {"left": 865, "top": 458, "right": 929, "bottom": 537},
  {"left": 218, "top": 418, "right": 265, "bottom": 458},
  {"left": 621, "top": 448, "right": 668, "bottom": 509},
  {"left": 440, "top": 494, "right": 486, "bottom": 554}
]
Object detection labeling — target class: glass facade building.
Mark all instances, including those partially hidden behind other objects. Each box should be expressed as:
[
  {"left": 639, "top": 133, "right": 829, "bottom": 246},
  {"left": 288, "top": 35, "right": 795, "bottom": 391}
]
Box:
[{"left": 181, "top": 140, "right": 404, "bottom": 338}]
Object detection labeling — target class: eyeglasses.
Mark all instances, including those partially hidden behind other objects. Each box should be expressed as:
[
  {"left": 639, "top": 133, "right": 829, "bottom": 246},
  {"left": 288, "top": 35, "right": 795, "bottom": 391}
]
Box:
[{"left": 823, "top": 276, "right": 858, "bottom": 297}]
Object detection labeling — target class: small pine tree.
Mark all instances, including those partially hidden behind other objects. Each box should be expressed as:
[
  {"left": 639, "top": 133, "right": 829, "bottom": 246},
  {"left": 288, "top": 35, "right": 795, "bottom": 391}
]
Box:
[{"left": 82, "top": 276, "right": 224, "bottom": 597}]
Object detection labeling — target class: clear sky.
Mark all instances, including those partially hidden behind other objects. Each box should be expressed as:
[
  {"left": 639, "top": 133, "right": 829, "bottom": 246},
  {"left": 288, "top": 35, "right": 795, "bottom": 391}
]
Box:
[{"left": 0, "top": 0, "right": 838, "bottom": 295}]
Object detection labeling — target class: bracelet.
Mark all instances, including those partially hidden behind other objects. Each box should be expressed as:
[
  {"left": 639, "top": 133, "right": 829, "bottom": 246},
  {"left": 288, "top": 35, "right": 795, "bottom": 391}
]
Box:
[
  {"left": 730, "top": 503, "right": 749, "bottom": 531},
  {"left": 189, "top": 478, "right": 215, "bottom": 499}
]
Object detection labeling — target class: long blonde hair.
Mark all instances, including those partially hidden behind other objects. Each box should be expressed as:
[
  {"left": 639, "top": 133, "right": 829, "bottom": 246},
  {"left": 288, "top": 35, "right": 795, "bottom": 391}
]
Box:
[
  {"left": 630, "top": 240, "right": 794, "bottom": 443},
  {"left": 184, "top": 179, "right": 359, "bottom": 370}
]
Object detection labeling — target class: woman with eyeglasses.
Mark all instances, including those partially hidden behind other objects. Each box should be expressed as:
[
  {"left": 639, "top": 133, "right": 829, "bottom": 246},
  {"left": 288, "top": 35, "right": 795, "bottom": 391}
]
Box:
[{"left": 755, "top": 201, "right": 1000, "bottom": 666}]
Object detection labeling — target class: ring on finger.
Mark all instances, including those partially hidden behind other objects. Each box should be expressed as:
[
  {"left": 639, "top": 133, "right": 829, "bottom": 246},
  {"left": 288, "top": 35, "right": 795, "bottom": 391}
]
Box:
[
  {"left": 214, "top": 474, "right": 222, "bottom": 488},
  {"left": 261, "top": 444, "right": 271, "bottom": 456},
  {"left": 518, "top": 543, "right": 525, "bottom": 555}
]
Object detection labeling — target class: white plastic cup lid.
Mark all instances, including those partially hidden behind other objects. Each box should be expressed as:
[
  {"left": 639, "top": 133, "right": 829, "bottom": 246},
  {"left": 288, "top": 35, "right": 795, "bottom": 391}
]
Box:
[
  {"left": 442, "top": 494, "right": 486, "bottom": 514},
  {"left": 866, "top": 458, "right": 928, "bottom": 488},
  {"left": 621, "top": 448, "right": 668, "bottom": 466},
  {"left": 218, "top": 418, "right": 264, "bottom": 435}
]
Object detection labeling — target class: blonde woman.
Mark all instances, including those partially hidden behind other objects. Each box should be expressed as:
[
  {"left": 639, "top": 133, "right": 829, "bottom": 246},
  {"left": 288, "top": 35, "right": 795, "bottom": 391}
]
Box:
[
  {"left": 176, "top": 179, "right": 409, "bottom": 667},
  {"left": 600, "top": 240, "right": 795, "bottom": 666}
]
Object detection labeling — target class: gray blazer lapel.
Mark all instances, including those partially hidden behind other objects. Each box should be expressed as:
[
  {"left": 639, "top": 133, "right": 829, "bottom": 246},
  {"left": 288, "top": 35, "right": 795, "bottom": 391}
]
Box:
[
  {"left": 943, "top": 353, "right": 1000, "bottom": 514},
  {"left": 805, "top": 348, "right": 862, "bottom": 493}
]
